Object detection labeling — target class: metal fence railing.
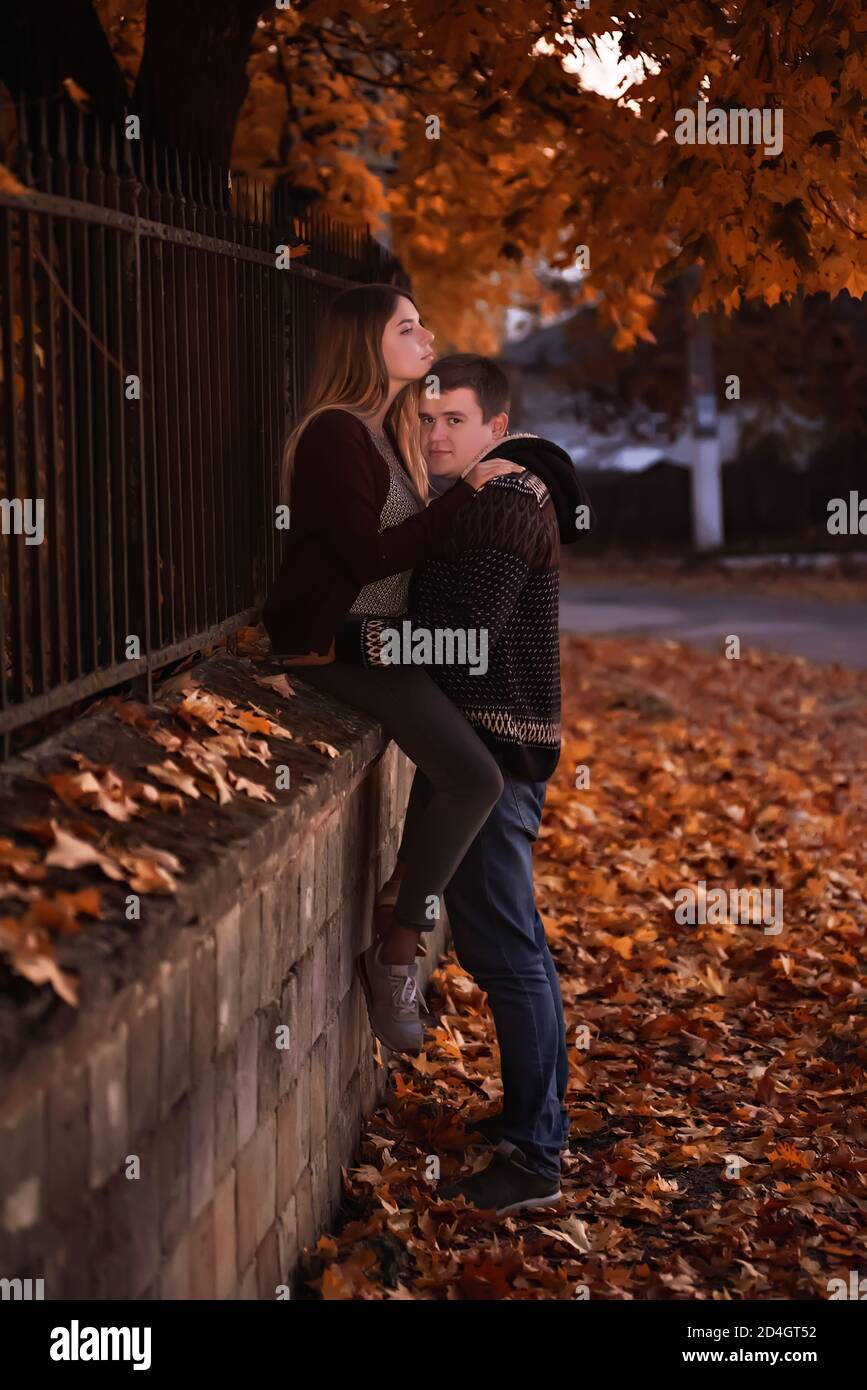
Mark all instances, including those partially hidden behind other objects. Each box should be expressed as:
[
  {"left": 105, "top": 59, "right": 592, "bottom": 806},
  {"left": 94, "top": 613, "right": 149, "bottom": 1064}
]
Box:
[{"left": 0, "top": 96, "right": 402, "bottom": 750}]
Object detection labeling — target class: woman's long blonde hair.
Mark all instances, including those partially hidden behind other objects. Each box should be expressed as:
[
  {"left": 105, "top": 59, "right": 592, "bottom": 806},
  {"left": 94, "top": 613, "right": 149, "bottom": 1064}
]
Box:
[{"left": 280, "top": 283, "right": 429, "bottom": 503}]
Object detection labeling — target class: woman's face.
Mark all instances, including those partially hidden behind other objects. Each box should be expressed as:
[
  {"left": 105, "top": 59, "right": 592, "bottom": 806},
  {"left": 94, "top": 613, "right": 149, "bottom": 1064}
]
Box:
[{"left": 381, "top": 296, "right": 435, "bottom": 384}]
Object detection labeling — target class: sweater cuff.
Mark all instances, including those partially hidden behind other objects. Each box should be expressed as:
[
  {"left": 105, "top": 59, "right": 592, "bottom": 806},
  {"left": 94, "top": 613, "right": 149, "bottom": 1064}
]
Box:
[
  {"left": 335, "top": 617, "right": 391, "bottom": 668},
  {"left": 363, "top": 619, "right": 390, "bottom": 667}
]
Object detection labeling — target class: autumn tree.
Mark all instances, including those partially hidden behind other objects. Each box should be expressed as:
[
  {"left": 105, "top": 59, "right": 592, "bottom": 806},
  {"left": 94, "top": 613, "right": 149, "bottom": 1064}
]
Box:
[
  {"left": 236, "top": 1, "right": 867, "bottom": 349},
  {"left": 3, "top": 2, "right": 865, "bottom": 349},
  {"left": 1, "top": 0, "right": 264, "bottom": 165}
]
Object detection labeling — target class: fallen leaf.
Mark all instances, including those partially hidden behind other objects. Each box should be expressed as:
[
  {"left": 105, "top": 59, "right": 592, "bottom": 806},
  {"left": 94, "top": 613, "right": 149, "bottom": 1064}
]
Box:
[
  {"left": 231, "top": 776, "right": 276, "bottom": 802},
  {"left": 310, "top": 740, "right": 340, "bottom": 759},
  {"left": 145, "top": 760, "right": 201, "bottom": 799},
  {"left": 42, "top": 822, "right": 124, "bottom": 880},
  {"left": 253, "top": 673, "right": 296, "bottom": 699}
]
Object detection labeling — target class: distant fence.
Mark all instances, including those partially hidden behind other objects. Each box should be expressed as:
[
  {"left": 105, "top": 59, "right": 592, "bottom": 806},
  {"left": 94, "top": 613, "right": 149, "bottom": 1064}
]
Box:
[
  {"left": 0, "top": 97, "right": 401, "bottom": 748},
  {"left": 576, "top": 455, "right": 867, "bottom": 552}
]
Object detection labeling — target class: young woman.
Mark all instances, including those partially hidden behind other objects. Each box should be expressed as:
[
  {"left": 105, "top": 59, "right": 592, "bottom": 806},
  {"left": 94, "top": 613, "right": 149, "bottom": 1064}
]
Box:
[{"left": 261, "top": 282, "right": 519, "bottom": 1055}]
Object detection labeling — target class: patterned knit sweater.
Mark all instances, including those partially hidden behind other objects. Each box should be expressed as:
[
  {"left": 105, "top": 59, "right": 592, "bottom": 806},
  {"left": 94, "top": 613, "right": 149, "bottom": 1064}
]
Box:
[{"left": 335, "top": 465, "right": 561, "bottom": 780}]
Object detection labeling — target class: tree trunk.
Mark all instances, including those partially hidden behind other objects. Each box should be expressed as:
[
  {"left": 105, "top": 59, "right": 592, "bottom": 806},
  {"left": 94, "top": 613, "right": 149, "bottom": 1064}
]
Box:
[
  {"left": 132, "top": 0, "right": 265, "bottom": 167},
  {"left": 0, "top": 0, "right": 129, "bottom": 123}
]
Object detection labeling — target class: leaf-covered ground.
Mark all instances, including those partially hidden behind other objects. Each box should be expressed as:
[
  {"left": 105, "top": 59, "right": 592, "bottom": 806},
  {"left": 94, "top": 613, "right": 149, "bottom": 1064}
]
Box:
[{"left": 303, "top": 635, "right": 867, "bottom": 1300}]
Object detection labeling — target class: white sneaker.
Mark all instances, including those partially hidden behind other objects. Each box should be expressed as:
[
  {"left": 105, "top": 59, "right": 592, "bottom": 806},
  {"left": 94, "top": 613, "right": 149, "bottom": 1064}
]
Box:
[{"left": 357, "top": 940, "right": 426, "bottom": 1054}]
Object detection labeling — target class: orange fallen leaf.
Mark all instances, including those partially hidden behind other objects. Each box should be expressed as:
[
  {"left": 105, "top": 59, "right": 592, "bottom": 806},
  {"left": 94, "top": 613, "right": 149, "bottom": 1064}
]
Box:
[
  {"left": 145, "top": 760, "right": 201, "bottom": 799},
  {"left": 310, "top": 740, "right": 340, "bottom": 759},
  {"left": 231, "top": 776, "right": 276, "bottom": 802},
  {"left": 572, "top": 1111, "right": 606, "bottom": 1134},
  {"left": 62, "top": 77, "right": 91, "bottom": 110},
  {"left": 253, "top": 673, "right": 296, "bottom": 699},
  {"left": 0, "top": 162, "right": 27, "bottom": 197},
  {"left": 43, "top": 821, "right": 125, "bottom": 880}
]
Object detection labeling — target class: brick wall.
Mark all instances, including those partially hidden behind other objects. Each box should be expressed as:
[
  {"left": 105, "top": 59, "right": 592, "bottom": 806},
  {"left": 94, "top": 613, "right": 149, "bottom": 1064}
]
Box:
[{"left": 0, "top": 656, "right": 445, "bottom": 1299}]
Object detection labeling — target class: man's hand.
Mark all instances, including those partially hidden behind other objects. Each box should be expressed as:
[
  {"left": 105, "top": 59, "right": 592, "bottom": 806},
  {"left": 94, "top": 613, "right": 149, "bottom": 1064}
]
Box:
[{"left": 462, "top": 458, "right": 524, "bottom": 490}]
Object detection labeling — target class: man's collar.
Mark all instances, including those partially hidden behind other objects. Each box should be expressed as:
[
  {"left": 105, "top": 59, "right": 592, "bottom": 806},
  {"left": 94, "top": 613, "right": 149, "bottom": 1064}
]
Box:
[{"left": 426, "top": 433, "right": 541, "bottom": 494}]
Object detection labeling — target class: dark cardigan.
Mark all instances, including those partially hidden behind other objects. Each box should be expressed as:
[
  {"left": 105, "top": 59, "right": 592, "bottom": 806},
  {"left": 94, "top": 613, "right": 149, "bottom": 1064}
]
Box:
[{"left": 261, "top": 408, "right": 474, "bottom": 656}]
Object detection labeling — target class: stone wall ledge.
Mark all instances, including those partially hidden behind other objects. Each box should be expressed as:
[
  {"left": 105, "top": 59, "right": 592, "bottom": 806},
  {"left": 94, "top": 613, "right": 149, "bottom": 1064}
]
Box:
[{"left": 0, "top": 652, "right": 437, "bottom": 1298}]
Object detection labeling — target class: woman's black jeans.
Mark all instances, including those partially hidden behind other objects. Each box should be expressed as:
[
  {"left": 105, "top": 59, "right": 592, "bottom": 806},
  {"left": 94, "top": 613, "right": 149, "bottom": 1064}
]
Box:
[{"left": 292, "top": 661, "right": 503, "bottom": 931}]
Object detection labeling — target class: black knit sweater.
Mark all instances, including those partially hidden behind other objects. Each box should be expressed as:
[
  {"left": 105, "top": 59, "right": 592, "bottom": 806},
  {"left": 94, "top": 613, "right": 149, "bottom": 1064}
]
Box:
[{"left": 336, "top": 453, "right": 563, "bottom": 780}]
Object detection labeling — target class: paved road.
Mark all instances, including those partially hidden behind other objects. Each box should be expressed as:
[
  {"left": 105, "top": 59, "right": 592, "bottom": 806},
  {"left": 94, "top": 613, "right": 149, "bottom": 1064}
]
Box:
[{"left": 559, "top": 583, "right": 867, "bottom": 669}]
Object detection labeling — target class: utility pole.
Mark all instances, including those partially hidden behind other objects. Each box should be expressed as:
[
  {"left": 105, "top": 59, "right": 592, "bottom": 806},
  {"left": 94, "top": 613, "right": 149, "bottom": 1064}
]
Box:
[{"left": 685, "top": 274, "right": 725, "bottom": 550}]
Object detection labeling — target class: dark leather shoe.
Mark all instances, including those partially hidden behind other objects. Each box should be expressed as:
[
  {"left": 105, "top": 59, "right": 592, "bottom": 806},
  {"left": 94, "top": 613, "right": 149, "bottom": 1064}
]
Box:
[{"left": 437, "top": 1145, "right": 562, "bottom": 1217}]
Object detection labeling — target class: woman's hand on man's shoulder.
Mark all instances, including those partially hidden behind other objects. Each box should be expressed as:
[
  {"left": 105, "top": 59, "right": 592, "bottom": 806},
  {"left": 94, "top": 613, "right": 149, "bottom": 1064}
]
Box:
[{"left": 461, "top": 458, "right": 525, "bottom": 490}]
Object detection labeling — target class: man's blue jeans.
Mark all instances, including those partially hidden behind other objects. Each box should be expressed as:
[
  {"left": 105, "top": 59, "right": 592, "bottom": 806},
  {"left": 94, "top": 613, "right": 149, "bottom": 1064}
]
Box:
[{"left": 400, "top": 769, "right": 569, "bottom": 1181}]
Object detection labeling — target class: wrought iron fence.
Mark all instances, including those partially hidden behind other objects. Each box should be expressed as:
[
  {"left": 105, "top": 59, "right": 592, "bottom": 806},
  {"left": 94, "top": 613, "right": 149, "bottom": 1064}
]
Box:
[{"left": 0, "top": 96, "right": 401, "bottom": 750}]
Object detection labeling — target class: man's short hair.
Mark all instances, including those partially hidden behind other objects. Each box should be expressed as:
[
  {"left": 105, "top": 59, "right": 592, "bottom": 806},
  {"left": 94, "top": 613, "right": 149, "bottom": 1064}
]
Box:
[{"left": 430, "top": 353, "right": 511, "bottom": 422}]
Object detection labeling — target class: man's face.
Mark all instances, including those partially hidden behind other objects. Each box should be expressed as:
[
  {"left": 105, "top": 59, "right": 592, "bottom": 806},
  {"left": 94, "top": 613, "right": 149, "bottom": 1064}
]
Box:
[{"left": 419, "top": 388, "right": 509, "bottom": 477}]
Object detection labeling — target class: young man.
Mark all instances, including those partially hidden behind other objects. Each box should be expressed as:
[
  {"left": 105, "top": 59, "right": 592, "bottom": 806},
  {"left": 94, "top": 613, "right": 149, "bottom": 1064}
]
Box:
[{"left": 337, "top": 353, "right": 588, "bottom": 1216}]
